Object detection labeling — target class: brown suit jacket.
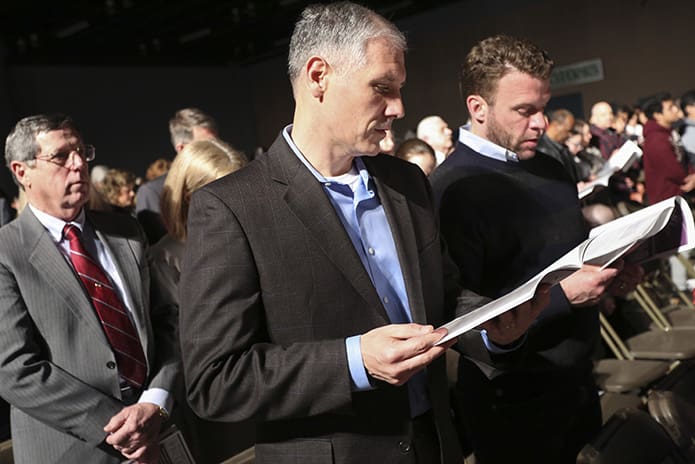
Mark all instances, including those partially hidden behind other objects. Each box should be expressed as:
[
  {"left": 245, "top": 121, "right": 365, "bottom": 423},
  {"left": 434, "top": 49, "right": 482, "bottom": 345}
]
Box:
[{"left": 179, "top": 134, "right": 462, "bottom": 463}]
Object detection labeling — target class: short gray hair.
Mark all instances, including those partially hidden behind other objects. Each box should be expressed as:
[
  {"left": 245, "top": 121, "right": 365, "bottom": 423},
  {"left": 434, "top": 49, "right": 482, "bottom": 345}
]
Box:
[
  {"left": 5, "top": 113, "right": 77, "bottom": 187},
  {"left": 168, "top": 107, "right": 218, "bottom": 148},
  {"left": 288, "top": 2, "right": 406, "bottom": 86},
  {"left": 5, "top": 113, "right": 76, "bottom": 167}
]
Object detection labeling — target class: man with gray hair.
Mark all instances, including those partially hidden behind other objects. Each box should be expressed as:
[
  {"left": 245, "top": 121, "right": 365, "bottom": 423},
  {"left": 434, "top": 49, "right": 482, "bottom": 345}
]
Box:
[
  {"left": 136, "top": 107, "right": 218, "bottom": 243},
  {"left": 168, "top": 107, "right": 218, "bottom": 154},
  {"left": 179, "top": 3, "right": 545, "bottom": 463},
  {"left": 0, "top": 114, "right": 179, "bottom": 463}
]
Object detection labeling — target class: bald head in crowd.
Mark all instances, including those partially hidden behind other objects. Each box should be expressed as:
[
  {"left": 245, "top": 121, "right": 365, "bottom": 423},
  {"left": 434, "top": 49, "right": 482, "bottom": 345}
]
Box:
[
  {"left": 589, "top": 101, "right": 614, "bottom": 130},
  {"left": 416, "top": 115, "right": 454, "bottom": 165}
]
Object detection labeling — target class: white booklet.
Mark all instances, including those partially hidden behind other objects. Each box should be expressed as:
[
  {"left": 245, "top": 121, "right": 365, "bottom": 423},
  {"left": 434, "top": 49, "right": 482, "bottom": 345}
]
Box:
[
  {"left": 578, "top": 140, "right": 643, "bottom": 199},
  {"left": 436, "top": 195, "right": 695, "bottom": 345}
]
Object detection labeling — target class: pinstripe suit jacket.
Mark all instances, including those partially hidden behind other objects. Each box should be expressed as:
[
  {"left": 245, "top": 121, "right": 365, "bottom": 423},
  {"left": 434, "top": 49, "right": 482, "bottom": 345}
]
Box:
[
  {"left": 179, "top": 134, "right": 463, "bottom": 463},
  {"left": 0, "top": 207, "right": 180, "bottom": 464}
]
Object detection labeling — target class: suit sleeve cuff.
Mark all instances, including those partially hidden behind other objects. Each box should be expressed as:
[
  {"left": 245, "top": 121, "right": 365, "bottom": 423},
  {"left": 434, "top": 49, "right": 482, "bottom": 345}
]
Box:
[
  {"left": 480, "top": 329, "right": 526, "bottom": 353},
  {"left": 345, "top": 335, "right": 374, "bottom": 391},
  {"left": 138, "top": 388, "right": 173, "bottom": 416}
]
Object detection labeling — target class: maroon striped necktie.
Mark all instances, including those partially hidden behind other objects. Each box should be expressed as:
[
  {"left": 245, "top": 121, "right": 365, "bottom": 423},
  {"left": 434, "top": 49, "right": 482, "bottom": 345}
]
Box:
[{"left": 63, "top": 224, "right": 147, "bottom": 388}]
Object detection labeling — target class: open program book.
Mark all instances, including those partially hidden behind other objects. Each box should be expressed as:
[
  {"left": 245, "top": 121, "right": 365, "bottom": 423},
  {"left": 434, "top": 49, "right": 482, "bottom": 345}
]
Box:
[
  {"left": 436, "top": 195, "right": 695, "bottom": 345},
  {"left": 578, "top": 140, "right": 643, "bottom": 199}
]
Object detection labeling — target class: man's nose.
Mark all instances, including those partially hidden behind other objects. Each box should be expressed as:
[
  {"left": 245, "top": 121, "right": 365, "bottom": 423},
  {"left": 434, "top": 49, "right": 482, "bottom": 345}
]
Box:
[
  {"left": 386, "top": 96, "right": 405, "bottom": 120},
  {"left": 530, "top": 112, "right": 547, "bottom": 131},
  {"left": 67, "top": 151, "right": 86, "bottom": 170}
]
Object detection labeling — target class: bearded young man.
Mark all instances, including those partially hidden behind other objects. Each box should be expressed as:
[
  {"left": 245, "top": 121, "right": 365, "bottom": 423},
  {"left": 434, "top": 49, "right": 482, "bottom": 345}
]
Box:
[{"left": 430, "top": 35, "right": 642, "bottom": 464}]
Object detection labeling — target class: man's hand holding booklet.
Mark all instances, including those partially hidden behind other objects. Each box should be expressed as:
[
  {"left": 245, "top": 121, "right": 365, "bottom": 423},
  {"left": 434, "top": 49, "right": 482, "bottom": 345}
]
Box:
[{"left": 437, "top": 195, "right": 695, "bottom": 345}]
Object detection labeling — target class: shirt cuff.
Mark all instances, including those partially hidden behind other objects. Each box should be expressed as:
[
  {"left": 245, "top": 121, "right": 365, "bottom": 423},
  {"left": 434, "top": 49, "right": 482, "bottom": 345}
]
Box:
[
  {"left": 480, "top": 329, "right": 526, "bottom": 353},
  {"left": 138, "top": 388, "right": 173, "bottom": 416},
  {"left": 345, "top": 335, "right": 374, "bottom": 391}
]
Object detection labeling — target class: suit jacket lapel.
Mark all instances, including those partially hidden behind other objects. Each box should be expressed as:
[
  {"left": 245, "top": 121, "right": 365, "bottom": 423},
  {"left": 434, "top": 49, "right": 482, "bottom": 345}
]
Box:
[
  {"left": 268, "top": 135, "right": 388, "bottom": 322},
  {"left": 365, "top": 158, "right": 427, "bottom": 325},
  {"left": 22, "top": 209, "right": 109, "bottom": 342}
]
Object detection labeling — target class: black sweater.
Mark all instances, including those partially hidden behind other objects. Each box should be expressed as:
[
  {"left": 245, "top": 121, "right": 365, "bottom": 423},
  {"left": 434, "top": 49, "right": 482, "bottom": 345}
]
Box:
[{"left": 431, "top": 142, "right": 597, "bottom": 373}]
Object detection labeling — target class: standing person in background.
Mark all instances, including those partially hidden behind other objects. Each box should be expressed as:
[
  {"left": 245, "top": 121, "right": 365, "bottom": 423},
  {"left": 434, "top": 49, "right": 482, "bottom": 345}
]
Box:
[
  {"left": 642, "top": 92, "right": 695, "bottom": 204},
  {"left": 136, "top": 108, "right": 218, "bottom": 244},
  {"left": 679, "top": 90, "right": 695, "bottom": 166},
  {"left": 395, "top": 138, "right": 437, "bottom": 176},
  {"left": 102, "top": 168, "right": 138, "bottom": 214},
  {"left": 0, "top": 114, "right": 179, "bottom": 464},
  {"left": 566, "top": 119, "right": 604, "bottom": 181},
  {"left": 151, "top": 138, "right": 248, "bottom": 463},
  {"left": 417, "top": 115, "right": 454, "bottom": 167},
  {"left": 589, "top": 101, "right": 626, "bottom": 159},
  {"left": 145, "top": 158, "right": 171, "bottom": 182},
  {"left": 536, "top": 108, "right": 578, "bottom": 183},
  {"left": 642, "top": 92, "right": 694, "bottom": 292}
]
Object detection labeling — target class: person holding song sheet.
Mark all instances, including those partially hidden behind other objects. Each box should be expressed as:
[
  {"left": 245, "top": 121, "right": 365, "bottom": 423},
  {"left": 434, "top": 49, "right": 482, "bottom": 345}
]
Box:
[
  {"left": 178, "top": 4, "right": 548, "bottom": 464},
  {"left": 430, "top": 35, "right": 643, "bottom": 464}
]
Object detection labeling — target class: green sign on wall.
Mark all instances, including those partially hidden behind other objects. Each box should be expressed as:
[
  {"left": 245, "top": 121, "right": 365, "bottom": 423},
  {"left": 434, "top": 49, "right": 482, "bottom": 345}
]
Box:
[{"left": 551, "top": 59, "right": 604, "bottom": 89}]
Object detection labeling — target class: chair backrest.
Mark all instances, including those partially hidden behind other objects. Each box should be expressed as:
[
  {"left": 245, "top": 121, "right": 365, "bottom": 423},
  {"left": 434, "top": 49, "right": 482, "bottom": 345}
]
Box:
[
  {"left": 221, "top": 447, "right": 255, "bottom": 464},
  {"left": 577, "top": 408, "right": 687, "bottom": 464},
  {"left": 648, "top": 390, "right": 695, "bottom": 458},
  {"left": 634, "top": 263, "right": 695, "bottom": 330}
]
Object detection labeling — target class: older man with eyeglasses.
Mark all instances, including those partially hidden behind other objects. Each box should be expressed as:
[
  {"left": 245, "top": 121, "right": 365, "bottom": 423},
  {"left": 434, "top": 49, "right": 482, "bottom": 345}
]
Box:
[{"left": 0, "top": 114, "right": 180, "bottom": 464}]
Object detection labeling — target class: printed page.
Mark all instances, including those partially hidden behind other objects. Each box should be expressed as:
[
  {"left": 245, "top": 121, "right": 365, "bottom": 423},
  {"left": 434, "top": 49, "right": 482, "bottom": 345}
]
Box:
[
  {"left": 577, "top": 140, "right": 642, "bottom": 199},
  {"left": 583, "top": 200, "right": 675, "bottom": 268},
  {"left": 578, "top": 178, "right": 609, "bottom": 200},
  {"left": 607, "top": 140, "right": 642, "bottom": 172},
  {"left": 436, "top": 245, "right": 584, "bottom": 345},
  {"left": 436, "top": 196, "right": 691, "bottom": 344}
]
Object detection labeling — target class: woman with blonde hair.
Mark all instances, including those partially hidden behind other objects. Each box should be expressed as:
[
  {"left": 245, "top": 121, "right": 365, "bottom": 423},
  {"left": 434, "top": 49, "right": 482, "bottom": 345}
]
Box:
[
  {"left": 150, "top": 138, "right": 250, "bottom": 463},
  {"left": 159, "top": 139, "right": 245, "bottom": 243}
]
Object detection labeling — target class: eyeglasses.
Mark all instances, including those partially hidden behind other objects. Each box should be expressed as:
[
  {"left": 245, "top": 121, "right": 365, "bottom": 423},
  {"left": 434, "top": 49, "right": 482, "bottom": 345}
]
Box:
[{"left": 34, "top": 144, "right": 95, "bottom": 167}]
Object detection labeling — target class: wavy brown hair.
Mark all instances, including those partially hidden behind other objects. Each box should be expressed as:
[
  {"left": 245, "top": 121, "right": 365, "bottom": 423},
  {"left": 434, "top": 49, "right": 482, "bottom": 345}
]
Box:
[{"left": 460, "top": 35, "right": 554, "bottom": 106}]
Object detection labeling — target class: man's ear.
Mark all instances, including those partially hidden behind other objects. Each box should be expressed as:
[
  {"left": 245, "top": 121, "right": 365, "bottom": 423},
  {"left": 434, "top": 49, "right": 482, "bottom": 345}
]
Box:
[
  {"left": 10, "top": 161, "right": 29, "bottom": 189},
  {"left": 306, "top": 56, "right": 329, "bottom": 99},
  {"left": 467, "top": 95, "right": 487, "bottom": 124}
]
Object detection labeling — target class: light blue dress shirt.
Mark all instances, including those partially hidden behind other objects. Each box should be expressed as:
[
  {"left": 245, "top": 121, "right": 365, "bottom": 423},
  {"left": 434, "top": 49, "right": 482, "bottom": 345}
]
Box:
[{"left": 282, "top": 126, "right": 430, "bottom": 417}]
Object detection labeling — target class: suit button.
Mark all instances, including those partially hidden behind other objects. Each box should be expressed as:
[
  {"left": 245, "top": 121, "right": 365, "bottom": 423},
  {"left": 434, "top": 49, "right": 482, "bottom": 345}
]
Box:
[
  {"left": 398, "top": 440, "right": 411, "bottom": 453},
  {"left": 106, "top": 361, "right": 116, "bottom": 369}
]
